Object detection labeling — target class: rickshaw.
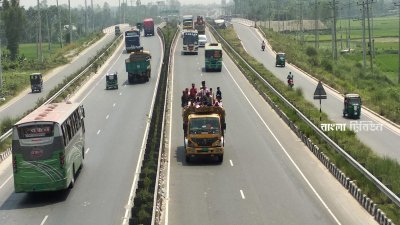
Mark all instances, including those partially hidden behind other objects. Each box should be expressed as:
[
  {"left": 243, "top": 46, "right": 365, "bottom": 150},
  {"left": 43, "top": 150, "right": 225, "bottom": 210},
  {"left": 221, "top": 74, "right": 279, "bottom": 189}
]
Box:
[
  {"left": 343, "top": 93, "right": 361, "bottom": 119},
  {"left": 30, "top": 73, "right": 43, "bottom": 93},
  {"left": 275, "top": 52, "right": 286, "bottom": 67},
  {"left": 106, "top": 72, "right": 118, "bottom": 90}
]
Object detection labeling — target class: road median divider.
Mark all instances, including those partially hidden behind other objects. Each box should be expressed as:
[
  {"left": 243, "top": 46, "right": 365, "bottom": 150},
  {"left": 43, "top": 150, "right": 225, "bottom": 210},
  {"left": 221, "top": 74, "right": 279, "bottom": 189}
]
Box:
[{"left": 127, "top": 23, "right": 177, "bottom": 225}]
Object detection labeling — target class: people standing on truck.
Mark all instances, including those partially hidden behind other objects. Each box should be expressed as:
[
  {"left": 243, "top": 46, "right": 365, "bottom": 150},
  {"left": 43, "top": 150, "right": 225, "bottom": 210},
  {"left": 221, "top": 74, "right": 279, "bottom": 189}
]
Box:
[
  {"left": 216, "top": 87, "right": 222, "bottom": 101},
  {"left": 214, "top": 98, "right": 223, "bottom": 107},
  {"left": 199, "top": 80, "right": 209, "bottom": 97},
  {"left": 189, "top": 83, "right": 197, "bottom": 101},
  {"left": 181, "top": 89, "right": 189, "bottom": 107}
]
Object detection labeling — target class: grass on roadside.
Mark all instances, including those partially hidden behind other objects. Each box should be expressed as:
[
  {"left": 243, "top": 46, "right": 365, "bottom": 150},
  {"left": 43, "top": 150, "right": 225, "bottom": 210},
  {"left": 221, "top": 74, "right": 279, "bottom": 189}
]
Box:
[
  {"left": 0, "top": 31, "right": 105, "bottom": 107},
  {"left": 261, "top": 27, "right": 400, "bottom": 124}
]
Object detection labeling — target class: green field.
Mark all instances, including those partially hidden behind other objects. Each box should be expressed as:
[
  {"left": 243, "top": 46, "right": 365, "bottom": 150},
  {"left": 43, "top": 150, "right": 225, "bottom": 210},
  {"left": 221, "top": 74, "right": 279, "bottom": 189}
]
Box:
[
  {"left": 304, "top": 16, "right": 399, "bottom": 41},
  {"left": 299, "top": 16, "right": 399, "bottom": 82},
  {"left": 18, "top": 43, "right": 63, "bottom": 59}
]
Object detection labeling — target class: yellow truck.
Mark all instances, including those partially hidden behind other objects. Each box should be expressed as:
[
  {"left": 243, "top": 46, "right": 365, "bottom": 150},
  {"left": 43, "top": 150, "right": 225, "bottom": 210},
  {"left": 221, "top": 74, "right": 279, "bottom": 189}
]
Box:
[{"left": 182, "top": 105, "right": 226, "bottom": 163}]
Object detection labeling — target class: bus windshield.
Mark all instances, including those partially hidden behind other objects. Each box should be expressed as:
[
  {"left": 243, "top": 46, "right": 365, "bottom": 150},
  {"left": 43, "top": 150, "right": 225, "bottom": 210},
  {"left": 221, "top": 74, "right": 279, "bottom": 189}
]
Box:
[
  {"left": 183, "top": 32, "right": 198, "bottom": 45},
  {"left": 205, "top": 50, "right": 222, "bottom": 59}
]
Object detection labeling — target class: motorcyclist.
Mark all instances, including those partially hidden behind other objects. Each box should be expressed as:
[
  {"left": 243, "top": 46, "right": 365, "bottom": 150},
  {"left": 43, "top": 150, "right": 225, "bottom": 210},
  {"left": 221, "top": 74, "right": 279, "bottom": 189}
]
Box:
[
  {"left": 261, "top": 40, "right": 266, "bottom": 51},
  {"left": 287, "top": 72, "right": 294, "bottom": 87}
]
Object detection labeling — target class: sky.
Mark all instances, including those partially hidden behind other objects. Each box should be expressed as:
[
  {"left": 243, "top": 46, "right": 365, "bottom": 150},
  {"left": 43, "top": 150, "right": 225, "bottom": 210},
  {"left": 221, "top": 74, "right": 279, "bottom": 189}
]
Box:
[{"left": 19, "top": 0, "right": 222, "bottom": 8}]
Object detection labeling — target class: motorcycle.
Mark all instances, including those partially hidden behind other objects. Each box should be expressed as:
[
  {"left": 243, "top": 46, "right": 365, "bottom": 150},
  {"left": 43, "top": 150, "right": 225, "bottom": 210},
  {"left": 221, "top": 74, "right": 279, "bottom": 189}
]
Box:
[
  {"left": 288, "top": 78, "right": 294, "bottom": 88},
  {"left": 261, "top": 44, "right": 265, "bottom": 51}
]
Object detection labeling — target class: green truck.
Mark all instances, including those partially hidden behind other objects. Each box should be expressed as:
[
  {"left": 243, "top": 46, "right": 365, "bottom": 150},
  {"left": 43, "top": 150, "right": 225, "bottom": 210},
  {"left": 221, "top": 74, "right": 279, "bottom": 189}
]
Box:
[{"left": 125, "top": 50, "right": 151, "bottom": 84}]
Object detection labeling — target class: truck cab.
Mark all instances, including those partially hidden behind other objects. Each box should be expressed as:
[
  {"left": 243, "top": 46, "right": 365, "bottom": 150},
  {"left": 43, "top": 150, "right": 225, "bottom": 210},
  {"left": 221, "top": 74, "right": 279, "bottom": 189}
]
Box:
[
  {"left": 143, "top": 18, "right": 154, "bottom": 36},
  {"left": 183, "top": 105, "right": 226, "bottom": 163},
  {"left": 125, "top": 29, "right": 142, "bottom": 53}
]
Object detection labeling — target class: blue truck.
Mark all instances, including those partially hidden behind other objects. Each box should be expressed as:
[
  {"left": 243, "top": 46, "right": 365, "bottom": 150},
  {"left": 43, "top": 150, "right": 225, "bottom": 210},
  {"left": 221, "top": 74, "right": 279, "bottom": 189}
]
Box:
[{"left": 125, "top": 29, "right": 143, "bottom": 53}]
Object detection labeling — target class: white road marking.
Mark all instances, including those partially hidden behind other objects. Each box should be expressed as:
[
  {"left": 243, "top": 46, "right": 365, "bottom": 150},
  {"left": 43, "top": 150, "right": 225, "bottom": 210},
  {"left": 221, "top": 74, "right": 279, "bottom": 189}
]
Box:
[
  {"left": 106, "top": 114, "right": 109, "bottom": 119},
  {"left": 223, "top": 63, "right": 342, "bottom": 225},
  {"left": 85, "top": 148, "right": 90, "bottom": 154},
  {"left": 97, "top": 130, "right": 101, "bottom": 135},
  {"left": 113, "top": 103, "right": 116, "bottom": 107},
  {"left": 240, "top": 190, "right": 246, "bottom": 199},
  {"left": 119, "top": 92, "right": 122, "bottom": 96},
  {"left": 0, "top": 175, "right": 12, "bottom": 189},
  {"left": 165, "top": 27, "right": 180, "bottom": 225},
  {"left": 241, "top": 41, "right": 248, "bottom": 53},
  {"left": 229, "top": 160, "right": 234, "bottom": 167},
  {"left": 40, "top": 215, "right": 48, "bottom": 225},
  {"left": 79, "top": 46, "right": 123, "bottom": 104},
  {"left": 122, "top": 29, "right": 165, "bottom": 225}
]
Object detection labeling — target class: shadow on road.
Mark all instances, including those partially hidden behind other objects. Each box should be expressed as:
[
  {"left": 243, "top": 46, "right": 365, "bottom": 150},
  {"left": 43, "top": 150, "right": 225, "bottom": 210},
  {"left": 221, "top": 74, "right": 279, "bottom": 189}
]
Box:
[{"left": 175, "top": 146, "right": 223, "bottom": 166}]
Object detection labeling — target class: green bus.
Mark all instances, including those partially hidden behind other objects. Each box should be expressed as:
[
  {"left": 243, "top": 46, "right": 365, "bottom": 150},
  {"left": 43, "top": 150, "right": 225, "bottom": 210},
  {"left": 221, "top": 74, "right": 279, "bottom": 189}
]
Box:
[
  {"left": 205, "top": 43, "right": 223, "bottom": 72},
  {"left": 12, "top": 102, "right": 85, "bottom": 192}
]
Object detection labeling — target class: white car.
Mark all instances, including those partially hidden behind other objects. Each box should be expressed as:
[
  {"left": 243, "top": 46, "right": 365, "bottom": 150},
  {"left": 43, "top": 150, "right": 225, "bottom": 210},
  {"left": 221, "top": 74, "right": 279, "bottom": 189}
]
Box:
[{"left": 198, "top": 35, "right": 207, "bottom": 47}]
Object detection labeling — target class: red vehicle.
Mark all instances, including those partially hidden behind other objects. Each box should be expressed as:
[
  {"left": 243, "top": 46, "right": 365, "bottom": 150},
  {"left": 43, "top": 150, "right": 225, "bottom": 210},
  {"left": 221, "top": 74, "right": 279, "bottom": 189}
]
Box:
[{"left": 143, "top": 18, "right": 154, "bottom": 36}]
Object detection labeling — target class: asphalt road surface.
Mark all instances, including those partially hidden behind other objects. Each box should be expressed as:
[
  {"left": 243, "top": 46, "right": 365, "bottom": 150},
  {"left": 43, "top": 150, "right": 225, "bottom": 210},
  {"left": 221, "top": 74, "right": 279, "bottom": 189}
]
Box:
[
  {"left": 164, "top": 28, "right": 376, "bottom": 225},
  {"left": 0, "top": 29, "right": 163, "bottom": 225}
]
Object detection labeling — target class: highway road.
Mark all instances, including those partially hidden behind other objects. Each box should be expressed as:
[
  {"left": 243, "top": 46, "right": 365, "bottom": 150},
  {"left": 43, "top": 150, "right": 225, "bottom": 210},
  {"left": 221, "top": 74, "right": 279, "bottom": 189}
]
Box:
[
  {"left": 0, "top": 25, "right": 124, "bottom": 123},
  {"left": 232, "top": 20, "right": 400, "bottom": 161},
  {"left": 0, "top": 29, "right": 163, "bottom": 225},
  {"left": 165, "top": 28, "right": 376, "bottom": 225}
]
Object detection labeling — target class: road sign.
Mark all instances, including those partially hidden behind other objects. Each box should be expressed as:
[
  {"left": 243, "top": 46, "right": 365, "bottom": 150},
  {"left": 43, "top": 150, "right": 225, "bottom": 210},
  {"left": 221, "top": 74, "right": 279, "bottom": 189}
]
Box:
[{"left": 313, "top": 81, "right": 327, "bottom": 99}]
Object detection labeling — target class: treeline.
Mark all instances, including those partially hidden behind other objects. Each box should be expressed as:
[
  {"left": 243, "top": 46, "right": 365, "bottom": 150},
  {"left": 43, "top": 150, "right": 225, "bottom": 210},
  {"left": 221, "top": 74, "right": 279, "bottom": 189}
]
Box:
[
  {"left": 230, "top": 0, "right": 395, "bottom": 22},
  {"left": 0, "top": 0, "right": 160, "bottom": 62}
]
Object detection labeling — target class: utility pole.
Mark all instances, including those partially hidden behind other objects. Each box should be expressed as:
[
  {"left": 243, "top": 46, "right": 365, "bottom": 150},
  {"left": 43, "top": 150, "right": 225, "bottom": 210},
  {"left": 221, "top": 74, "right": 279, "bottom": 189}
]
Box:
[
  {"left": 329, "top": 0, "right": 338, "bottom": 60},
  {"left": 358, "top": 2, "right": 367, "bottom": 67},
  {"left": 68, "top": 0, "right": 72, "bottom": 43},
  {"left": 56, "top": 0, "right": 63, "bottom": 48},
  {"left": 312, "top": 0, "right": 320, "bottom": 49},
  {"left": 46, "top": 7, "right": 50, "bottom": 52},
  {"left": 366, "top": 0, "right": 374, "bottom": 74},
  {"left": 299, "top": 0, "right": 304, "bottom": 44},
  {"left": 91, "top": 0, "right": 94, "bottom": 31},
  {"left": 85, "top": 0, "right": 88, "bottom": 34},
  {"left": 358, "top": 0, "right": 374, "bottom": 71},
  {"left": 37, "top": 0, "right": 43, "bottom": 62},
  {"left": 347, "top": 0, "right": 351, "bottom": 50}
]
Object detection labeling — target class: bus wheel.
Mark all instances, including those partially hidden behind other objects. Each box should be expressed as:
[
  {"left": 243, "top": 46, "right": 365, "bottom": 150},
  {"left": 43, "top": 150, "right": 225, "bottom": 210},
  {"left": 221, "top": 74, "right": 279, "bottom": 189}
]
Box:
[
  {"left": 69, "top": 166, "right": 75, "bottom": 189},
  {"left": 185, "top": 155, "right": 190, "bottom": 163},
  {"left": 82, "top": 146, "right": 85, "bottom": 159}
]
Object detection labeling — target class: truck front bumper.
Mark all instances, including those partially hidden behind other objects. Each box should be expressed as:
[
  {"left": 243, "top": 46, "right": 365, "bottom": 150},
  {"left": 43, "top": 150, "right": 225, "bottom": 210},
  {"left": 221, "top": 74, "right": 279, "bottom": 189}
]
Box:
[{"left": 185, "top": 147, "right": 224, "bottom": 156}]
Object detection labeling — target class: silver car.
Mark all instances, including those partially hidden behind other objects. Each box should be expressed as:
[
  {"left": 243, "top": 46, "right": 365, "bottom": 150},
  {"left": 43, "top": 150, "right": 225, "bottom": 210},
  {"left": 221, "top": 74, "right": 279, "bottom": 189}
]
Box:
[{"left": 199, "top": 35, "right": 207, "bottom": 47}]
